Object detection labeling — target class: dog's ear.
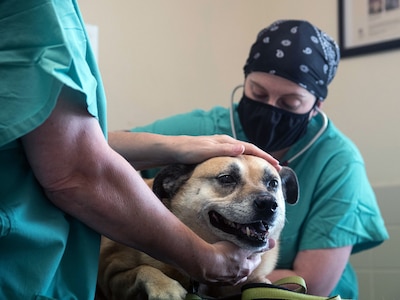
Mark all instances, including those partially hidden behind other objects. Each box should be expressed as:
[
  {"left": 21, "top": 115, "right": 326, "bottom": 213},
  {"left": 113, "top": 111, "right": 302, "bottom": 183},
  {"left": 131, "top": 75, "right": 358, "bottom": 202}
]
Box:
[
  {"left": 279, "top": 166, "right": 299, "bottom": 205},
  {"left": 152, "top": 164, "right": 197, "bottom": 200}
]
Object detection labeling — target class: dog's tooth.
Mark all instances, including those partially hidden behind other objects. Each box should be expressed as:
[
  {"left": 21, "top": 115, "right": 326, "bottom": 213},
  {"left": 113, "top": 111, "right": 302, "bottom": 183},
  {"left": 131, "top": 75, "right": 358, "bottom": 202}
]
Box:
[{"left": 246, "top": 226, "right": 250, "bottom": 237}]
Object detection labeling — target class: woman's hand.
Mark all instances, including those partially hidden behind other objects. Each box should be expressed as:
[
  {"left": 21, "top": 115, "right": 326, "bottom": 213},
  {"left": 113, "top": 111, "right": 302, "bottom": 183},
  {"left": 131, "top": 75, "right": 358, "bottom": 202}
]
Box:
[{"left": 171, "top": 134, "right": 280, "bottom": 170}]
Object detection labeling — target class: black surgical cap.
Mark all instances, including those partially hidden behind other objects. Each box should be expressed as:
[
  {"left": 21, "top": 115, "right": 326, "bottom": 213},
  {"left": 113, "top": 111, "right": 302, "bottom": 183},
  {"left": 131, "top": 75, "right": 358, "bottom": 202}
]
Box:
[{"left": 243, "top": 20, "right": 340, "bottom": 100}]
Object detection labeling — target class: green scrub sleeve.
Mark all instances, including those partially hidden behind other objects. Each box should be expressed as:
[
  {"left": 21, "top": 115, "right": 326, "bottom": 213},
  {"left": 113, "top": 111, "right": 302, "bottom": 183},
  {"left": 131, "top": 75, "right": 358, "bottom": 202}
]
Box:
[{"left": 0, "top": 0, "right": 107, "bottom": 147}]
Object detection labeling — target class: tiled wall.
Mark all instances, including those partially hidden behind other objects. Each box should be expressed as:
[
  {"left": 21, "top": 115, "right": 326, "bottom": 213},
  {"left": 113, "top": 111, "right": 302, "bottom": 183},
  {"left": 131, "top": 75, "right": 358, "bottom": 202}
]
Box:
[{"left": 350, "top": 184, "right": 399, "bottom": 300}]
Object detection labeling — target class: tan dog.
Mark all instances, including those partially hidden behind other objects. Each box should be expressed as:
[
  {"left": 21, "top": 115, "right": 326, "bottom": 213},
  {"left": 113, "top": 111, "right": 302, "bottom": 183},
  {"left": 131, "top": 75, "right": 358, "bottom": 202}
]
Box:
[{"left": 96, "top": 155, "right": 299, "bottom": 300}]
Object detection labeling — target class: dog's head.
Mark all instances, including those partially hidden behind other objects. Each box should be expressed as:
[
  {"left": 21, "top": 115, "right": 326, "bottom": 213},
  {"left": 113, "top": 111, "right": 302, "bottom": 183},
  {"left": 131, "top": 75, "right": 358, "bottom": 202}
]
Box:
[{"left": 152, "top": 155, "right": 298, "bottom": 251}]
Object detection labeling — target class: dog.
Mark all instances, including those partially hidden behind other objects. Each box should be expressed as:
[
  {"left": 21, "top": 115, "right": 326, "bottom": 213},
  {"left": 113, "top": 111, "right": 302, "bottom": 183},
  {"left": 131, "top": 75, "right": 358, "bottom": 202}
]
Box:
[{"left": 96, "top": 155, "right": 299, "bottom": 300}]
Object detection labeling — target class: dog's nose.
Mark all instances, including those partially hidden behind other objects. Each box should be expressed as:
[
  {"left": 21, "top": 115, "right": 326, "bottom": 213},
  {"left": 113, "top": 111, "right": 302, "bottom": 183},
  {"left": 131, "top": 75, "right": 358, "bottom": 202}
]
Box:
[{"left": 254, "top": 196, "right": 278, "bottom": 213}]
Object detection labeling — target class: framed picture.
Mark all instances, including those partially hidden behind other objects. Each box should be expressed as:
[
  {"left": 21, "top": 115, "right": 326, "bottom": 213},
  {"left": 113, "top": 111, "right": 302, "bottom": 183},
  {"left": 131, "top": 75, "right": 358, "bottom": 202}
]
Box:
[{"left": 338, "top": 0, "right": 400, "bottom": 57}]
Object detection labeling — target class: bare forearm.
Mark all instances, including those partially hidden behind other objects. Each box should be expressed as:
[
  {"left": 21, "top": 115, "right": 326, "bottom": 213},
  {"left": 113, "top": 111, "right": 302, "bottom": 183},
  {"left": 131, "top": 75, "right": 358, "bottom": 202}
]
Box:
[
  {"left": 43, "top": 149, "right": 258, "bottom": 285},
  {"left": 268, "top": 268, "right": 334, "bottom": 296},
  {"left": 108, "top": 131, "right": 179, "bottom": 170},
  {"left": 44, "top": 148, "right": 209, "bottom": 278},
  {"left": 109, "top": 131, "right": 281, "bottom": 171},
  {"left": 267, "top": 247, "right": 352, "bottom": 296}
]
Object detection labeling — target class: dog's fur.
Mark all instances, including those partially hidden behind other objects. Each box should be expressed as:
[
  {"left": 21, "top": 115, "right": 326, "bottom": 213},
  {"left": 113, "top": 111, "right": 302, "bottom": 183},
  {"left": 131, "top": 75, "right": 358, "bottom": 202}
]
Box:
[{"left": 96, "top": 155, "right": 299, "bottom": 300}]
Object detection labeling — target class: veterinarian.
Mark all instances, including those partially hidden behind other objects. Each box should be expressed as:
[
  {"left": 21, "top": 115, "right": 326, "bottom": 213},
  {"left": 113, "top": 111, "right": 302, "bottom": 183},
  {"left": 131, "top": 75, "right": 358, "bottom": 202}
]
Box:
[
  {"left": 0, "top": 2, "right": 281, "bottom": 299},
  {"left": 116, "top": 19, "right": 389, "bottom": 299}
]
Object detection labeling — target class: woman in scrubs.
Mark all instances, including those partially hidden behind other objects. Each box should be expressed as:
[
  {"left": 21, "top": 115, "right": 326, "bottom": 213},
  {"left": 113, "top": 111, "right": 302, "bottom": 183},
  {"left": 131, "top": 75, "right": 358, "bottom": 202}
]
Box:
[{"left": 116, "top": 20, "right": 389, "bottom": 299}]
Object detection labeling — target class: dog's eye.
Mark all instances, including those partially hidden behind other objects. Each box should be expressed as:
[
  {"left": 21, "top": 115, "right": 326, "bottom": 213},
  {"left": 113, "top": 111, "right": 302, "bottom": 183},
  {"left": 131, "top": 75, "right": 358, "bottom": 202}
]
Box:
[
  {"left": 266, "top": 179, "right": 279, "bottom": 190},
  {"left": 217, "top": 174, "right": 236, "bottom": 185}
]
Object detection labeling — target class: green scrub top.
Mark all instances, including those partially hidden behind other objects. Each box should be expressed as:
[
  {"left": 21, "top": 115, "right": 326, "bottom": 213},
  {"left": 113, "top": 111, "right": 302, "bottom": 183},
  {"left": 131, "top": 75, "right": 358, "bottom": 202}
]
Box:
[
  {"left": 0, "top": 1, "right": 107, "bottom": 299},
  {"left": 132, "top": 105, "right": 389, "bottom": 299}
]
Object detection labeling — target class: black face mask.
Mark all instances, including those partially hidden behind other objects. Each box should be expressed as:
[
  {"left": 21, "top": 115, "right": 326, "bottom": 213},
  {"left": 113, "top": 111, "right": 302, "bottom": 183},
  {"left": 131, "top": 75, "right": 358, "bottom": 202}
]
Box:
[{"left": 237, "top": 95, "right": 312, "bottom": 152}]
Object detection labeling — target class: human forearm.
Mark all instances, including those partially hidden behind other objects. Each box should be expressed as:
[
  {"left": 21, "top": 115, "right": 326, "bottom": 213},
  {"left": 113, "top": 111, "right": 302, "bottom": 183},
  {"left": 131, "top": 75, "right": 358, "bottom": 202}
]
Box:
[
  {"left": 46, "top": 152, "right": 210, "bottom": 276},
  {"left": 267, "top": 247, "right": 352, "bottom": 296},
  {"left": 267, "top": 268, "right": 335, "bottom": 296},
  {"left": 108, "top": 131, "right": 183, "bottom": 170},
  {"left": 109, "top": 131, "right": 281, "bottom": 171}
]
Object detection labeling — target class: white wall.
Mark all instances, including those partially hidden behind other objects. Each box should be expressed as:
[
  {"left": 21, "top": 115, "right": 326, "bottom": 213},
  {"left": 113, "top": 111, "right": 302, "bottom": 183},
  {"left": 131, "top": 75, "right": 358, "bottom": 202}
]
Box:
[{"left": 79, "top": 1, "right": 399, "bottom": 298}]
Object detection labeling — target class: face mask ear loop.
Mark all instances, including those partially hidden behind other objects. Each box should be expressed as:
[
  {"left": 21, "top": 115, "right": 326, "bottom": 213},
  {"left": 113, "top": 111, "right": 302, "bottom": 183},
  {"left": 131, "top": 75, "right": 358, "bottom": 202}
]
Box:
[
  {"left": 229, "top": 84, "right": 244, "bottom": 139},
  {"left": 285, "top": 106, "right": 328, "bottom": 165}
]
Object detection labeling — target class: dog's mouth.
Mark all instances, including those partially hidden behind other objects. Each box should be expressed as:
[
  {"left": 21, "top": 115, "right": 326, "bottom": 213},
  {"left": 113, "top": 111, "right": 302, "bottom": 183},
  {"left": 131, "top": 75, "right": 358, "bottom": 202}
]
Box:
[{"left": 209, "top": 211, "right": 269, "bottom": 245}]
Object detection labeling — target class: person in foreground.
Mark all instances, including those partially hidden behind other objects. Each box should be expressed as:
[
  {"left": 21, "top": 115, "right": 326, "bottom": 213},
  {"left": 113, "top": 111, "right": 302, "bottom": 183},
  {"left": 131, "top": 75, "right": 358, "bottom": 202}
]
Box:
[
  {"left": 0, "top": 2, "right": 280, "bottom": 299},
  {"left": 116, "top": 19, "right": 389, "bottom": 298}
]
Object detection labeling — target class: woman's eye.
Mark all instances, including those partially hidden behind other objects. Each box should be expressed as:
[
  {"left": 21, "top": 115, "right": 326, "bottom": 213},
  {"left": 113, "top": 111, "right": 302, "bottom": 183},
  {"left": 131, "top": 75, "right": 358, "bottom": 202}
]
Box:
[
  {"left": 252, "top": 92, "right": 268, "bottom": 101},
  {"left": 281, "top": 102, "right": 296, "bottom": 110},
  {"left": 279, "top": 98, "right": 303, "bottom": 112},
  {"left": 217, "top": 174, "right": 236, "bottom": 185}
]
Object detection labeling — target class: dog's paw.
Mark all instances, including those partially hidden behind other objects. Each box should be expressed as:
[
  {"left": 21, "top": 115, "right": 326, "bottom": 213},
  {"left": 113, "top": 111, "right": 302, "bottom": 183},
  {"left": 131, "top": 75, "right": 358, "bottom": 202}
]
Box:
[
  {"left": 137, "top": 266, "right": 187, "bottom": 300},
  {"left": 147, "top": 278, "right": 187, "bottom": 300}
]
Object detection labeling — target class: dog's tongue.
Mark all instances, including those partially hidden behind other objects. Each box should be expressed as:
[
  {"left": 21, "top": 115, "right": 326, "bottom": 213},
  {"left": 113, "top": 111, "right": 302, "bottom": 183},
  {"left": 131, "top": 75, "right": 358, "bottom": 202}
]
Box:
[{"left": 265, "top": 238, "right": 275, "bottom": 251}]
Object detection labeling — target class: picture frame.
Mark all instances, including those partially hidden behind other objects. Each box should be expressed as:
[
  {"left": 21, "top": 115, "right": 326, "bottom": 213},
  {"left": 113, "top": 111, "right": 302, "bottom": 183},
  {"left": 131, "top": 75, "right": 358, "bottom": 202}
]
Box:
[{"left": 338, "top": 0, "right": 400, "bottom": 57}]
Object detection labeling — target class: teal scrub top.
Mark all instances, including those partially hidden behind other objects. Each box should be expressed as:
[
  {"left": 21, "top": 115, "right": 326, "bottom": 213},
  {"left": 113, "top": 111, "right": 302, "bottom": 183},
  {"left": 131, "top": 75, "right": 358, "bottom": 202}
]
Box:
[
  {"left": 132, "top": 105, "right": 389, "bottom": 299},
  {"left": 0, "top": 1, "right": 107, "bottom": 299}
]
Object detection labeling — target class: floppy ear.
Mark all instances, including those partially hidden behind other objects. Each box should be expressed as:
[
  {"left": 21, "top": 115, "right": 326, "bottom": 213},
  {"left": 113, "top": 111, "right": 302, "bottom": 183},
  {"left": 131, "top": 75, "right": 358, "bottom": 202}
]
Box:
[
  {"left": 152, "top": 164, "right": 197, "bottom": 202},
  {"left": 279, "top": 167, "right": 299, "bottom": 205}
]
